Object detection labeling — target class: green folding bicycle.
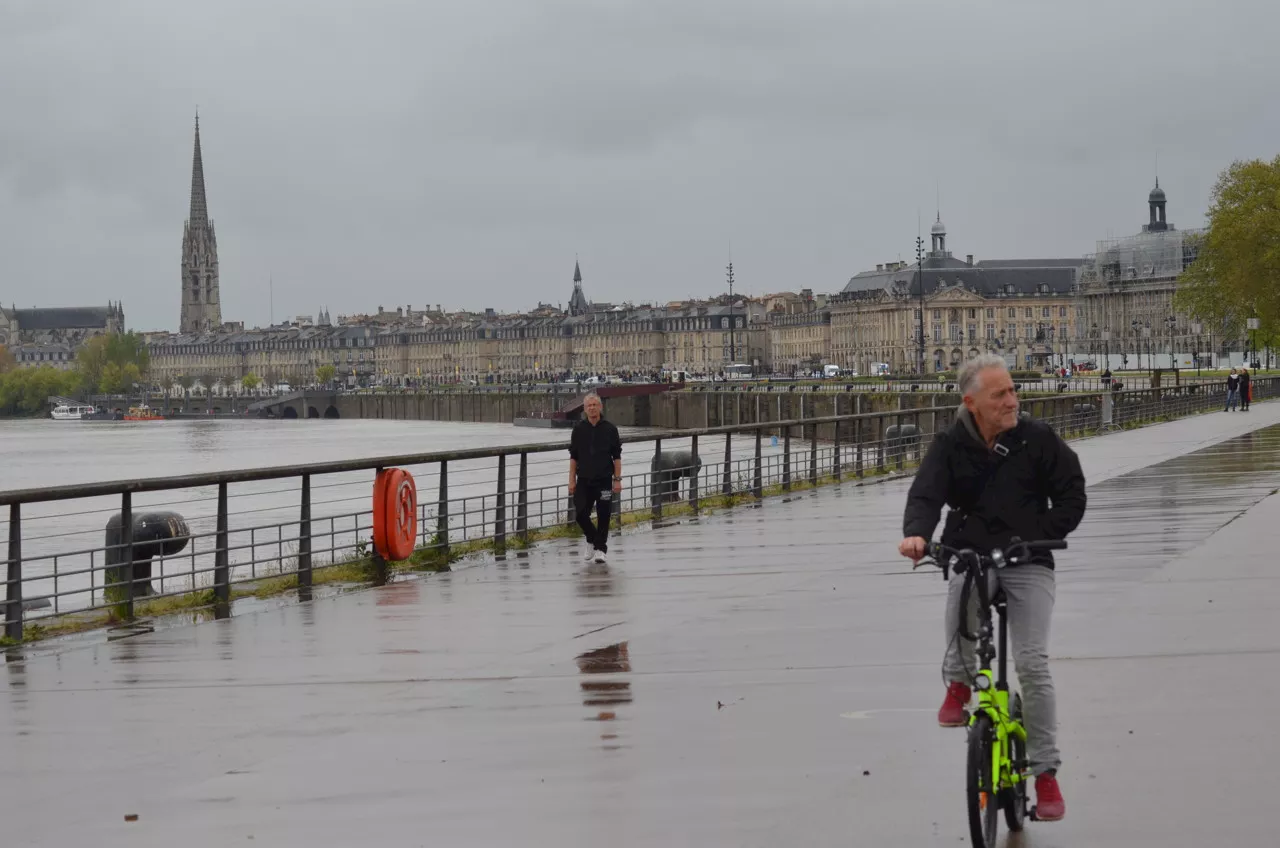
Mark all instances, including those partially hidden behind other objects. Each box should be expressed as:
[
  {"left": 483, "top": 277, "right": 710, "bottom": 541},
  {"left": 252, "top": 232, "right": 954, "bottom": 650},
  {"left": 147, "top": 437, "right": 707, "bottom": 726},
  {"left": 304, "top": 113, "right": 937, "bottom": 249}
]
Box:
[{"left": 926, "top": 538, "right": 1067, "bottom": 848}]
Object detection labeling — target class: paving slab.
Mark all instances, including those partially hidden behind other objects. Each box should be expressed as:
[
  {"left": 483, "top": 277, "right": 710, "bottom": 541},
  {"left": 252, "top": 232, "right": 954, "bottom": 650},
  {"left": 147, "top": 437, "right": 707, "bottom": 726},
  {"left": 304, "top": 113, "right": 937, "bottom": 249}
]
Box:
[{"left": 4, "top": 404, "right": 1280, "bottom": 846}]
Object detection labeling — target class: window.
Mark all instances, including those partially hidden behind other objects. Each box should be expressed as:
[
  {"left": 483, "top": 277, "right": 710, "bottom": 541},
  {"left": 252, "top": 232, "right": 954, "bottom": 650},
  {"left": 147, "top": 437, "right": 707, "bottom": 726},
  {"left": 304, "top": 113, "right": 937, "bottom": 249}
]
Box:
[
  {"left": 1024, "top": 324, "right": 1033, "bottom": 339},
  {"left": 968, "top": 309, "right": 977, "bottom": 319},
  {"left": 1008, "top": 308, "right": 1016, "bottom": 318},
  {"left": 986, "top": 308, "right": 994, "bottom": 319},
  {"left": 914, "top": 309, "right": 922, "bottom": 319},
  {"left": 986, "top": 326, "right": 996, "bottom": 340},
  {"left": 1024, "top": 307, "right": 1033, "bottom": 318},
  {"left": 933, "top": 326, "right": 941, "bottom": 342},
  {"left": 968, "top": 323, "right": 976, "bottom": 341},
  {"left": 1059, "top": 306, "right": 1067, "bottom": 318}
]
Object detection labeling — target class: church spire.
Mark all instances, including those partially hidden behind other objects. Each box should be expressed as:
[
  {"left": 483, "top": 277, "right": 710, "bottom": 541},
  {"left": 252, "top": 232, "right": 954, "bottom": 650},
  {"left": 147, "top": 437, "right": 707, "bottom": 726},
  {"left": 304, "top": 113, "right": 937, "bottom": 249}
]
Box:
[
  {"left": 190, "top": 113, "right": 208, "bottom": 225},
  {"left": 568, "top": 258, "right": 590, "bottom": 316}
]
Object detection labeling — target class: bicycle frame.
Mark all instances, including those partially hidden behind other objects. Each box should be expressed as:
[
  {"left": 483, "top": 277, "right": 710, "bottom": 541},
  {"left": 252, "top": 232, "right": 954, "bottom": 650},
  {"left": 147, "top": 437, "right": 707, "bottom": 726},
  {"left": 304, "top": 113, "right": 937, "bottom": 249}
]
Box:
[{"left": 967, "top": 564, "right": 1028, "bottom": 797}]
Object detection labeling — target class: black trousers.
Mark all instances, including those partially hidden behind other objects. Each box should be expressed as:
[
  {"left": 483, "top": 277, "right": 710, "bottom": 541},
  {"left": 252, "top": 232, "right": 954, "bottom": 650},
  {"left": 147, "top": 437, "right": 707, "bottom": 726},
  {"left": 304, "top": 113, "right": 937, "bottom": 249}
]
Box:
[
  {"left": 574, "top": 479, "right": 614, "bottom": 552},
  {"left": 1242, "top": 386, "right": 1251, "bottom": 409}
]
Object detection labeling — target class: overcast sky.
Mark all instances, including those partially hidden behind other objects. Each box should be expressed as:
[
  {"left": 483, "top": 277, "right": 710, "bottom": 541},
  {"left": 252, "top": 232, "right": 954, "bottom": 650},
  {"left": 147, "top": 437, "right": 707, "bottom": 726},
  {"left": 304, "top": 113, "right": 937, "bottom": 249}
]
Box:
[{"left": 2, "top": 0, "right": 1277, "bottom": 332}]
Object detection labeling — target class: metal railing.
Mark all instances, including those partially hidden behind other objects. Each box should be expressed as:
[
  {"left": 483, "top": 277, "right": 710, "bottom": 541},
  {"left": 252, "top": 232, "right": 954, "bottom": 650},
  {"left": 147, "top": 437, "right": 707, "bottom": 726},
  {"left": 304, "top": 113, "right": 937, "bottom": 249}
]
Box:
[{"left": 2, "top": 380, "right": 1273, "bottom": 642}]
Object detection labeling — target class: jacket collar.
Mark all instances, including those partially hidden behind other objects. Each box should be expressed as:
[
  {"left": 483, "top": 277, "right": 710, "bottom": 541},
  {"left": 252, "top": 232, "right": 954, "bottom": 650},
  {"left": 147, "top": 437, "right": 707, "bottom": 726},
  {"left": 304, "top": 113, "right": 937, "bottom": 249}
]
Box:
[{"left": 953, "top": 405, "right": 1029, "bottom": 453}]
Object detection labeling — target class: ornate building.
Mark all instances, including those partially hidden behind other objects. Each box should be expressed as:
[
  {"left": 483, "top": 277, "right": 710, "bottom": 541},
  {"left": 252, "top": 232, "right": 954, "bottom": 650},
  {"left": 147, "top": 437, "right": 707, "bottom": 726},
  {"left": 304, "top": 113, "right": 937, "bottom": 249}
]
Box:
[
  {"left": 180, "top": 116, "right": 222, "bottom": 334},
  {"left": 1074, "top": 182, "right": 1215, "bottom": 369},
  {"left": 0, "top": 303, "right": 124, "bottom": 348},
  {"left": 830, "top": 215, "right": 1082, "bottom": 374}
]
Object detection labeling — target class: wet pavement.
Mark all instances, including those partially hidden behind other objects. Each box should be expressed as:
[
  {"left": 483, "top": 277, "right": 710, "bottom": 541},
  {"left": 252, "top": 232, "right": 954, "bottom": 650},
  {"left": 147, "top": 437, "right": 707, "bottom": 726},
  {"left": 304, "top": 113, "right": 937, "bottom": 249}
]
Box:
[{"left": 5, "top": 406, "right": 1280, "bottom": 846}]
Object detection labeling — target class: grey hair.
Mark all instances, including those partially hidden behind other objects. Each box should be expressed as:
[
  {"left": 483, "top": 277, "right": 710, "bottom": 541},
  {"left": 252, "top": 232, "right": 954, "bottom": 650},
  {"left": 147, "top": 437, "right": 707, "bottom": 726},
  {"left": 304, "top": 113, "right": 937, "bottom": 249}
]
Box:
[
  {"left": 583, "top": 392, "right": 602, "bottom": 405},
  {"left": 957, "top": 354, "right": 1009, "bottom": 396}
]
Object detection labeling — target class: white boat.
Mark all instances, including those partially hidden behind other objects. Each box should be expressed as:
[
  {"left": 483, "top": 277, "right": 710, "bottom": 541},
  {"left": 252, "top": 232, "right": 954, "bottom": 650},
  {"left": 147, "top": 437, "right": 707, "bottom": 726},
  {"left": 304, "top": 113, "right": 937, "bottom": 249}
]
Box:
[{"left": 50, "top": 404, "right": 97, "bottom": 421}]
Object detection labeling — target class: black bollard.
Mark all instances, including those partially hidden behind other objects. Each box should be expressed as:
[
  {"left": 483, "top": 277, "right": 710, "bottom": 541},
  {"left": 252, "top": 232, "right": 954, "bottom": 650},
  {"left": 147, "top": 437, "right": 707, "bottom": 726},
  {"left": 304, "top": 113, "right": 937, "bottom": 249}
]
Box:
[
  {"left": 104, "top": 511, "right": 191, "bottom": 600},
  {"left": 650, "top": 449, "right": 703, "bottom": 506}
]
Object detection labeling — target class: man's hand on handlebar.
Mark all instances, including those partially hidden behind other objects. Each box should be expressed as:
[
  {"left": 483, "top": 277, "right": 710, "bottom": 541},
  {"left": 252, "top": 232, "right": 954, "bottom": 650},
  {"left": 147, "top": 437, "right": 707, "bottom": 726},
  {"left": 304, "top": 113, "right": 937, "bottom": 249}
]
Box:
[{"left": 899, "top": 536, "right": 928, "bottom": 563}]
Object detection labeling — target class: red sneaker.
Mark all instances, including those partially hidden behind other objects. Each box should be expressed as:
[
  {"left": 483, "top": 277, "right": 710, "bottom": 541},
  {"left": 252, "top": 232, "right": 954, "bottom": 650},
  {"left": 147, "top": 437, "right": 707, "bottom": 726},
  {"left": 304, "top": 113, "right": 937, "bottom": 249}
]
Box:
[
  {"left": 1035, "top": 771, "right": 1065, "bottom": 821},
  {"left": 937, "top": 681, "right": 971, "bottom": 727}
]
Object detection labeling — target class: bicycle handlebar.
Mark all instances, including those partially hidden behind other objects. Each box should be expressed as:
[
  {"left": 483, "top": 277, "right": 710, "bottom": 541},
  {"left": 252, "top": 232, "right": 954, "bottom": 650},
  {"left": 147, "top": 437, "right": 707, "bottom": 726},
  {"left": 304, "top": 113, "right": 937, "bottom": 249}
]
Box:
[{"left": 925, "top": 538, "right": 1067, "bottom": 572}]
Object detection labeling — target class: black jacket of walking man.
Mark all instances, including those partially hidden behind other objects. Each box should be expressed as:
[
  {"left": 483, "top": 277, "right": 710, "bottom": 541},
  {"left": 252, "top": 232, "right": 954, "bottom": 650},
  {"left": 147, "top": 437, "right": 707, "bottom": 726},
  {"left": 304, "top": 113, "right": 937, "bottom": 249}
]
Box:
[{"left": 569, "top": 393, "right": 622, "bottom": 563}]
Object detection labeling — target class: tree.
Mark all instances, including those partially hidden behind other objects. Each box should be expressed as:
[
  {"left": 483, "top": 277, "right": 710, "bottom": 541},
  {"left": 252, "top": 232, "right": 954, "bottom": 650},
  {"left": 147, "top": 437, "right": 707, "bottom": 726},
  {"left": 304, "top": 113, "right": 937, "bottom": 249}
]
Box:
[
  {"left": 1176, "top": 155, "right": 1280, "bottom": 339},
  {"left": 241, "top": 373, "right": 262, "bottom": 391},
  {"left": 0, "top": 343, "right": 15, "bottom": 374},
  {"left": 0, "top": 366, "right": 80, "bottom": 416},
  {"left": 316, "top": 364, "right": 336, "bottom": 385},
  {"left": 177, "top": 375, "right": 195, "bottom": 393},
  {"left": 75, "top": 332, "right": 151, "bottom": 393},
  {"left": 196, "top": 373, "right": 217, "bottom": 395}
]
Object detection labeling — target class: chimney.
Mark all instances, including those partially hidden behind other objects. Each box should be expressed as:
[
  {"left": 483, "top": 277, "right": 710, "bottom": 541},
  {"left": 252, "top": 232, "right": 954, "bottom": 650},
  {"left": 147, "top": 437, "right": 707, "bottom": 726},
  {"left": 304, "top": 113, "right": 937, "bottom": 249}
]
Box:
[{"left": 966, "top": 255, "right": 974, "bottom": 266}]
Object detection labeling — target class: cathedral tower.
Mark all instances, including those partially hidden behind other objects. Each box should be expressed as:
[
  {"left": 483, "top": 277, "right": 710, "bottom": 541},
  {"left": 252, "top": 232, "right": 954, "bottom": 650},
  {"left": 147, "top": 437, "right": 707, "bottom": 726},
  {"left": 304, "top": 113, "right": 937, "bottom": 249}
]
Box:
[{"left": 180, "top": 115, "right": 222, "bottom": 333}]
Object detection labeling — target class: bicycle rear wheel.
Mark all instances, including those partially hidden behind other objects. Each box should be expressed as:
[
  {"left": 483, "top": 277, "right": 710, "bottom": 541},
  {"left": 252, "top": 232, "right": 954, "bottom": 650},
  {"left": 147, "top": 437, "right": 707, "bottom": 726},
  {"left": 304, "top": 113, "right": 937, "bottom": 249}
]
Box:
[
  {"left": 966, "top": 714, "right": 1000, "bottom": 848},
  {"left": 1004, "top": 693, "right": 1028, "bottom": 832}
]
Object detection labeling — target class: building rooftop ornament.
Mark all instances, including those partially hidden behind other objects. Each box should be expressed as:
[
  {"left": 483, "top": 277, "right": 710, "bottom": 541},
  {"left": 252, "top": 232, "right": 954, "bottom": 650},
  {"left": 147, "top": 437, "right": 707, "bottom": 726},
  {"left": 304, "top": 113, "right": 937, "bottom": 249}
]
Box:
[{"left": 568, "top": 259, "right": 590, "bottom": 316}]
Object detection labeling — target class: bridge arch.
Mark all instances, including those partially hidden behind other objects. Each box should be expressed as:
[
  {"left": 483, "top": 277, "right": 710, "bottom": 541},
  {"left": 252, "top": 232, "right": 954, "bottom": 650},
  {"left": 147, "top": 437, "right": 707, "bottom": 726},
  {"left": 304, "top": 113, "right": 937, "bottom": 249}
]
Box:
[
  {"left": 323, "top": 405, "right": 340, "bottom": 419},
  {"left": 282, "top": 407, "right": 299, "bottom": 419},
  {"left": 307, "top": 406, "right": 320, "bottom": 419}
]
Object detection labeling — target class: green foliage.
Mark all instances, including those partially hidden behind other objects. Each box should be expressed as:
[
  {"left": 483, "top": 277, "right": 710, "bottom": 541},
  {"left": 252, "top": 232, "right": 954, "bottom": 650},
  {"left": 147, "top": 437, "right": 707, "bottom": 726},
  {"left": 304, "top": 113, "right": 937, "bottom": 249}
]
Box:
[
  {"left": 316, "top": 364, "right": 336, "bottom": 385},
  {"left": 0, "top": 343, "right": 15, "bottom": 374},
  {"left": 0, "top": 366, "right": 82, "bottom": 415},
  {"left": 241, "top": 373, "right": 262, "bottom": 390},
  {"left": 1176, "top": 155, "right": 1280, "bottom": 339},
  {"left": 76, "top": 332, "right": 150, "bottom": 393}
]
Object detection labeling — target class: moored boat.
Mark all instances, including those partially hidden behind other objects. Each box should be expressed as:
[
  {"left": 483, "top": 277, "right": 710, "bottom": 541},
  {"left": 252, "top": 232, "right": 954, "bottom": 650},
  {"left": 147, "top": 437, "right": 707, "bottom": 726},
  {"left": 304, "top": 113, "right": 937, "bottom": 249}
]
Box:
[
  {"left": 50, "top": 404, "right": 97, "bottom": 421},
  {"left": 123, "top": 405, "right": 166, "bottom": 422}
]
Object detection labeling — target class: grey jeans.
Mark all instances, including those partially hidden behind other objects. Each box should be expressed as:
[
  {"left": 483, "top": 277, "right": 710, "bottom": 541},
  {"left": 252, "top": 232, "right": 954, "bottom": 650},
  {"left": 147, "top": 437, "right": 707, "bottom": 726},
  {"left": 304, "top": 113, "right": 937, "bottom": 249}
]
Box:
[{"left": 943, "top": 564, "right": 1060, "bottom": 775}]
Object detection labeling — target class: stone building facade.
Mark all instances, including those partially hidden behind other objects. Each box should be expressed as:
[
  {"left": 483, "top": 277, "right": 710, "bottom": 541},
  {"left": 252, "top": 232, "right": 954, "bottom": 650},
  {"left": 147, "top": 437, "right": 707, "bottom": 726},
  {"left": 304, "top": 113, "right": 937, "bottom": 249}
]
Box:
[
  {"left": 829, "top": 217, "right": 1082, "bottom": 374},
  {"left": 0, "top": 303, "right": 124, "bottom": 348},
  {"left": 1074, "top": 183, "right": 1221, "bottom": 368}
]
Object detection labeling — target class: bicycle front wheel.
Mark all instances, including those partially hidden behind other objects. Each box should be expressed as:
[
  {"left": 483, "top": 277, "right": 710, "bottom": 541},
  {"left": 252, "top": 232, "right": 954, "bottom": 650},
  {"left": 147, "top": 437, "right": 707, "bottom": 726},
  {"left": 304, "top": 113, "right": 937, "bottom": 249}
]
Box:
[{"left": 966, "top": 714, "right": 999, "bottom": 848}]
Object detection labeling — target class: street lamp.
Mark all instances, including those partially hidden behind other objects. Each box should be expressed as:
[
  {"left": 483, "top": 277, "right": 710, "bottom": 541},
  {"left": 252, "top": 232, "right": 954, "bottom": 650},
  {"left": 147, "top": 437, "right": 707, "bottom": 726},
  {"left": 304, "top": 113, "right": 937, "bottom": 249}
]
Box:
[
  {"left": 1164, "top": 315, "right": 1178, "bottom": 369},
  {"left": 916, "top": 236, "right": 925, "bottom": 375}
]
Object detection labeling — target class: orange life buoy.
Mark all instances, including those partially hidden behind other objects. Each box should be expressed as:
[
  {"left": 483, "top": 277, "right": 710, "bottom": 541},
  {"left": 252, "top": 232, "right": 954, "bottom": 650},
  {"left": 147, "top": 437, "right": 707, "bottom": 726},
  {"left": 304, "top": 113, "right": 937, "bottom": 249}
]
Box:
[{"left": 372, "top": 468, "right": 417, "bottom": 561}]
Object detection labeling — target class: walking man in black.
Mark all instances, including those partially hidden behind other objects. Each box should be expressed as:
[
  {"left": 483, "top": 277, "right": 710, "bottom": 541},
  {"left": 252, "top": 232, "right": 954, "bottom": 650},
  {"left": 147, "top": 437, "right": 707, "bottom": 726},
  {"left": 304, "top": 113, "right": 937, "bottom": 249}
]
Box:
[{"left": 569, "top": 393, "right": 622, "bottom": 563}]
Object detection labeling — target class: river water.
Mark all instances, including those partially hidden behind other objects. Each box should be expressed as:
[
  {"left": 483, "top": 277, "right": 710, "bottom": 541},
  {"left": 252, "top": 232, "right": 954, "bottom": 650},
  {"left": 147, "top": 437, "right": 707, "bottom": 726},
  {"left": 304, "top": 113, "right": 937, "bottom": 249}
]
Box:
[{"left": 0, "top": 418, "right": 788, "bottom": 615}]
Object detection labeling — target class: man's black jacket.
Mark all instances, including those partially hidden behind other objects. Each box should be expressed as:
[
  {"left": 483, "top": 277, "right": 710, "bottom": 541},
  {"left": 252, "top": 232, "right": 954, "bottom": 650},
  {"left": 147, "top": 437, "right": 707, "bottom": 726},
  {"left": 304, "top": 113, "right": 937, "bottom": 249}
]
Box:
[
  {"left": 902, "top": 408, "right": 1086, "bottom": 568},
  {"left": 569, "top": 417, "right": 622, "bottom": 482}
]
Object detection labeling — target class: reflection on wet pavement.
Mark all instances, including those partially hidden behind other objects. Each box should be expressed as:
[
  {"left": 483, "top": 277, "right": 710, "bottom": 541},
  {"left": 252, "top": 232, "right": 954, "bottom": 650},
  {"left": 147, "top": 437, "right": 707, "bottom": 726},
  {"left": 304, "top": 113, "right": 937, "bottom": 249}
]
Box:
[
  {"left": 576, "top": 641, "right": 632, "bottom": 751},
  {"left": 5, "top": 409, "right": 1280, "bottom": 845}
]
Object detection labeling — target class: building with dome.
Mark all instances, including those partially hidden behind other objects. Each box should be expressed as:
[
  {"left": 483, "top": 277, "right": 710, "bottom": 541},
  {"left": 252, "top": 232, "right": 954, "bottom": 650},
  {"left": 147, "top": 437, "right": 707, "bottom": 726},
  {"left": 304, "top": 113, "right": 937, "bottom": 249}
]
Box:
[
  {"left": 829, "top": 213, "right": 1084, "bottom": 375},
  {"left": 1074, "top": 182, "right": 1221, "bottom": 369}
]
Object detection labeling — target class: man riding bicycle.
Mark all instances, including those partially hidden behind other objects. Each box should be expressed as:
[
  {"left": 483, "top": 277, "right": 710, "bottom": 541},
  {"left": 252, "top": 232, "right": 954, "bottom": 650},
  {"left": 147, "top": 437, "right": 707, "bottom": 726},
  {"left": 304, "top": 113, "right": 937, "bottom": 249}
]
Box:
[{"left": 898, "top": 355, "right": 1086, "bottom": 822}]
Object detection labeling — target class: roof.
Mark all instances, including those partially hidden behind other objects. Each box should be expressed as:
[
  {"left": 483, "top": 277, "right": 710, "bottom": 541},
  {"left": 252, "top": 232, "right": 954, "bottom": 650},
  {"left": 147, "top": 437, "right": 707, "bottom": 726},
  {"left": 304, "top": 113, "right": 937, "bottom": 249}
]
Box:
[
  {"left": 842, "top": 265, "right": 1078, "bottom": 299},
  {"left": 14, "top": 307, "right": 113, "bottom": 330}
]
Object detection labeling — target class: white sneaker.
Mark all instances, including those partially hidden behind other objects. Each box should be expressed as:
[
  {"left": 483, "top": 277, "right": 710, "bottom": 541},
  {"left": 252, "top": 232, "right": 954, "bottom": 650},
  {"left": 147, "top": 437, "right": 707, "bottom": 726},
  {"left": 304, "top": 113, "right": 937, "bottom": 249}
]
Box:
[
  {"left": 584, "top": 547, "right": 597, "bottom": 562},
  {"left": 593, "top": 551, "right": 607, "bottom": 564}
]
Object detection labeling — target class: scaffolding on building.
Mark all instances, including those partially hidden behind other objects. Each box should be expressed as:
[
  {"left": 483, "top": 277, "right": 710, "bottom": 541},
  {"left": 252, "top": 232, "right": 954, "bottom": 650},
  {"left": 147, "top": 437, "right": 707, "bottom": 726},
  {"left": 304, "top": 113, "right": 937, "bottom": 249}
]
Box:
[{"left": 1078, "top": 227, "right": 1204, "bottom": 289}]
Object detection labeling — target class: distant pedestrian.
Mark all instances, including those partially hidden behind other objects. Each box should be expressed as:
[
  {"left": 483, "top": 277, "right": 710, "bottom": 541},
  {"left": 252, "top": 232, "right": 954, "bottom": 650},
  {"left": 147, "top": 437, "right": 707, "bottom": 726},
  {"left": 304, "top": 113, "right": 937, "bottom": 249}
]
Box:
[
  {"left": 569, "top": 393, "right": 622, "bottom": 564},
  {"left": 1240, "top": 367, "right": 1251, "bottom": 411},
  {"left": 1225, "top": 369, "right": 1240, "bottom": 412}
]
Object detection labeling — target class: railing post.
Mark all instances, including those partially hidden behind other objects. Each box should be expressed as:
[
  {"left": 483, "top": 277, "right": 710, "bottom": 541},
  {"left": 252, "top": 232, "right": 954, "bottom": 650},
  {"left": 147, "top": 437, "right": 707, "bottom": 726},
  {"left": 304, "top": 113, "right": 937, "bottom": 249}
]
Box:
[
  {"left": 895, "top": 412, "right": 905, "bottom": 471},
  {"left": 722, "top": 432, "right": 732, "bottom": 496},
  {"left": 120, "top": 491, "right": 135, "bottom": 621},
  {"left": 689, "top": 434, "right": 699, "bottom": 512},
  {"left": 832, "top": 412, "right": 842, "bottom": 482},
  {"left": 652, "top": 438, "right": 663, "bottom": 521},
  {"left": 855, "top": 415, "right": 863, "bottom": 478},
  {"left": 370, "top": 469, "right": 388, "bottom": 586},
  {"left": 753, "top": 427, "right": 763, "bottom": 497},
  {"left": 437, "top": 460, "right": 450, "bottom": 554},
  {"left": 213, "top": 483, "right": 230, "bottom": 618},
  {"left": 782, "top": 425, "right": 792, "bottom": 491},
  {"left": 517, "top": 452, "right": 529, "bottom": 543},
  {"left": 298, "top": 473, "right": 313, "bottom": 594},
  {"left": 809, "top": 419, "right": 818, "bottom": 486},
  {"left": 4, "top": 504, "right": 22, "bottom": 642},
  {"left": 877, "top": 414, "right": 886, "bottom": 473},
  {"left": 495, "top": 454, "right": 507, "bottom": 552}
]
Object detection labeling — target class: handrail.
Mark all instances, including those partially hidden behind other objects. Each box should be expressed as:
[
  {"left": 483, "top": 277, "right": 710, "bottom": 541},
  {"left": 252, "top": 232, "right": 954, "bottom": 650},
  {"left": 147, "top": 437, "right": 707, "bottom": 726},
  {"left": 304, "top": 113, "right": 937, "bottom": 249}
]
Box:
[{"left": 0, "top": 403, "right": 970, "bottom": 506}]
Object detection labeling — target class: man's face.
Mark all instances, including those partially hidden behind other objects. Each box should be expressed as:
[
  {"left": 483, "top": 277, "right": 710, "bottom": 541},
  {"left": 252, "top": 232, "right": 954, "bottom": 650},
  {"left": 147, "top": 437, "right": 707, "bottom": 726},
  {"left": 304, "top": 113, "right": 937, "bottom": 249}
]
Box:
[
  {"left": 584, "top": 397, "right": 602, "bottom": 421},
  {"left": 963, "top": 366, "right": 1019, "bottom": 436}
]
